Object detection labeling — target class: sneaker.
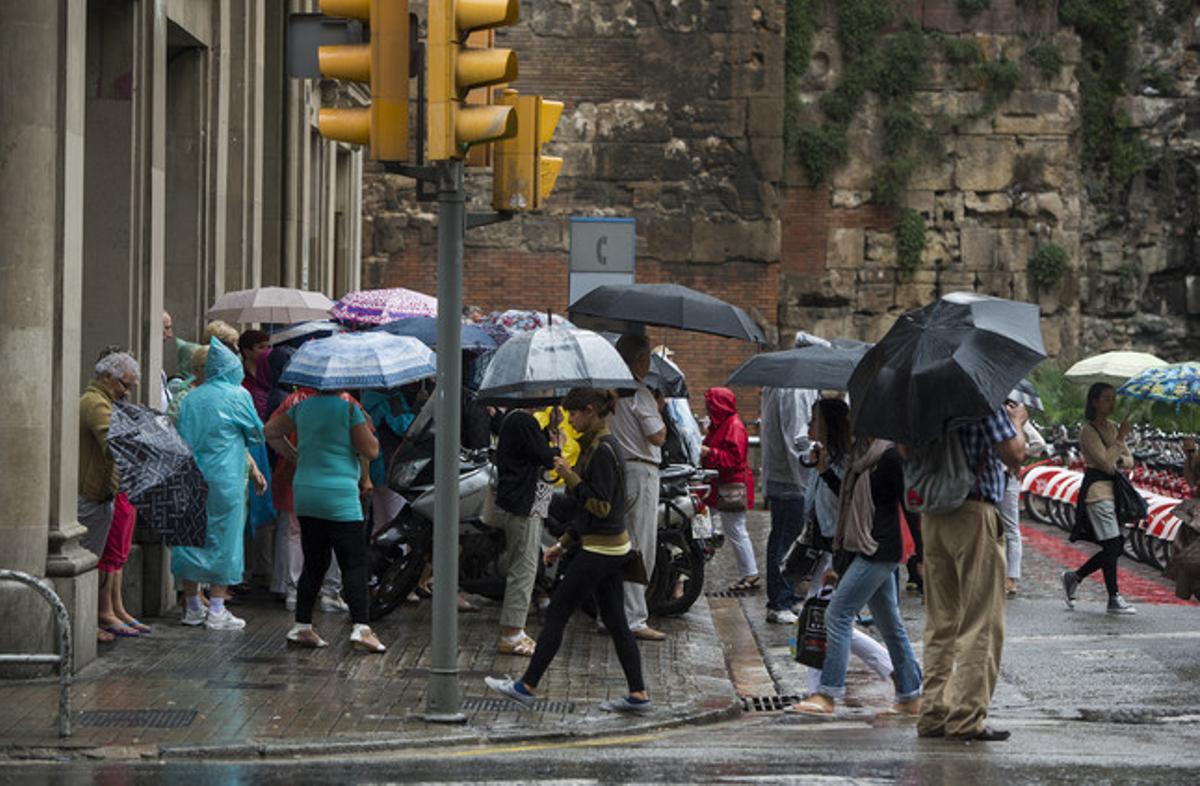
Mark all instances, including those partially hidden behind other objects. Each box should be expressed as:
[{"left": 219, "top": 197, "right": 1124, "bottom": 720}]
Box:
[
  {"left": 484, "top": 676, "right": 536, "bottom": 709},
  {"left": 766, "top": 608, "right": 799, "bottom": 625},
  {"left": 1107, "top": 594, "right": 1137, "bottom": 615},
  {"left": 599, "top": 695, "right": 653, "bottom": 715},
  {"left": 1061, "top": 571, "right": 1080, "bottom": 609},
  {"left": 181, "top": 605, "right": 207, "bottom": 627},
  {"left": 320, "top": 594, "right": 350, "bottom": 614},
  {"left": 204, "top": 607, "right": 247, "bottom": 631}
]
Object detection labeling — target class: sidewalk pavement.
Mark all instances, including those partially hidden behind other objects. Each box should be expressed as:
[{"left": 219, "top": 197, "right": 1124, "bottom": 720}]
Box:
[{"left": 0, "top": 588, "right": 738, "bottom": 760}]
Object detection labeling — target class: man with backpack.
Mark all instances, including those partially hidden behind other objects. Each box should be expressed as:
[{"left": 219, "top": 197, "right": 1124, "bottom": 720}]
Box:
[{"left": 909, "top": 403, "right": 1027, "bottom": 742}]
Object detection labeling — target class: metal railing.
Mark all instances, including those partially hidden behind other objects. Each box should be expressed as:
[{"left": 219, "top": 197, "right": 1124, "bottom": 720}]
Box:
[{"left": 0, "top": 569, "right": 72, "bottom": 737}]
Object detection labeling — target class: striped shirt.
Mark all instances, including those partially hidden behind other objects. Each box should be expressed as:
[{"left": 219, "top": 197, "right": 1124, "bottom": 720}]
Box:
[{"left": 955, "top": 408, "right": 1018, "bottom": 505}]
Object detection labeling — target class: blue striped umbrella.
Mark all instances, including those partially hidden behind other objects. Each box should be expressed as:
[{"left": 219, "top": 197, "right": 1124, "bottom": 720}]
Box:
[{"left": 279, "top": 332, "right": 436, "bottom": 391}]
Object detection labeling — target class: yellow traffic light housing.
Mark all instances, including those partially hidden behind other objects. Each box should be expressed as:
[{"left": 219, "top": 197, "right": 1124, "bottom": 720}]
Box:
[
  {"left": 316, "top": 0, "right": 409, "bottom": 161},
  {"left": 427, "top": 0, "right": 520, "bottom": 160},
  {"left": 492, "top": 90, "right": 563, "bottom": 212}
]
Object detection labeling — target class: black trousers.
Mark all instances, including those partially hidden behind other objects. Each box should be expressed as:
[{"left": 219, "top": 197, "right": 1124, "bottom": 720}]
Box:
[
  {"left": 1075, "top": 536, "right": 1124, "bottom": 596},
  {"left": 296, "top": 516, "right": 370, "bottom": 625},
  {"left": 522, "top": 549, "right": 645, "bottom": 694}
]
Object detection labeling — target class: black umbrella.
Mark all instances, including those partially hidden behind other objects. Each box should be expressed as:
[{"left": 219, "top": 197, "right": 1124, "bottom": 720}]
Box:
[
  {"left": 108, "top": 401, "right": 208, "bottom": 547},
  {"left": 569, "top": 283, "right": 768, "bottom": 344},
  {"left": 847, "top": 293, "right": 1046, "bottom": 445},
  {"left": 726, "top": 339, "right": 871, "bottom": 390}
]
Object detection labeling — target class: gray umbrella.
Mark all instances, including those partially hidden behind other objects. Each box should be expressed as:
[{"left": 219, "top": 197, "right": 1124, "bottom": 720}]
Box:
[
  {"left": 207, "top": 286, "right": 334, "bottom": 325},
  {"left": 569, "top": 283, "right": 768, "bottom": 344},
  {"left": 477, "top": 325, "right": 638, "bottom": 405},
  {"left": 726, "top": 339, "right": 871, "bottom": 390}
]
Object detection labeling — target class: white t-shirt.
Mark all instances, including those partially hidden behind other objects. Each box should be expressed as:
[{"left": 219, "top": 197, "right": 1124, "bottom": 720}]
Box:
[{"left": 608, "top": 384, "right": 664, "bottom": 464}]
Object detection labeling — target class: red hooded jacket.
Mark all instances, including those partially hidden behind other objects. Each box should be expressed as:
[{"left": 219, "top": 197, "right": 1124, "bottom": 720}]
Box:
[{"left": 701, "top": 387, "right": 754, "bottom": 509}]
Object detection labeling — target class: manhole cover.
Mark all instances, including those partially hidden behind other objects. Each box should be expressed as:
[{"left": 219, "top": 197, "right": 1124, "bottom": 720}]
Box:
[
  {"left": 76, "top": 709, "right": 197, "bottom": 728},
  {"left": 462, "top": 697, "right": 577, "bottom": 713},
  {"left": 741, "top": 695, "right": 800, "bottom": 712}
]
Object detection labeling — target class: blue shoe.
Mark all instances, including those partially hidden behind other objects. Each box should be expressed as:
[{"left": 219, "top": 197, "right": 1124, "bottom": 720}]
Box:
[
  {"left": 599, "top": 695, "right": 653, "bottom": 715},
  {"left": 484, "top": 676, "right": 536, "bottom": 709}
]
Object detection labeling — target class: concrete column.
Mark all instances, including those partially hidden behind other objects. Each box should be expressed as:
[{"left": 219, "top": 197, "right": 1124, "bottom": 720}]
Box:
[
  {"left": 208, "top": 0, "right": 231, "bottom": 298},
  {"left": 1, "top": 0, "right": 95, "bottom": 669},
  {"left": 248, "top": 0, "right": 265, "bottom": 289},
  {"left": 223, "top": 0, "right": 247, "bottom": 293}
]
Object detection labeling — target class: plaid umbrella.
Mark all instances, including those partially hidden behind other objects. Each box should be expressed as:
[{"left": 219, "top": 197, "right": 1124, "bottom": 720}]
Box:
[
  {"left": 108, "top": 401, "right": 208, "bottom": 547},
  {"left": 279, "top": 332, "right": 437, "bottom": 391},
  {"left": 330, "top": 288, "right": 438, "bottom": 326},
  {"left": 1117, "top": 362, "right": 1200, "bottom": 409}
]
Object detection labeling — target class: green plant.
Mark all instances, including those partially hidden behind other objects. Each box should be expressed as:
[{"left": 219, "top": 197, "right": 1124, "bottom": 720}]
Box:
[
  {"left": 1109, "top": 119, "right": 1153, "bottom": 184},
  {"left": 873, "top": 157, "right": 918, "bottom": 206},
  {"left": 977, "top": 56, "right": 1022, "bottom": 114},
  {"left": 1138, "top": 64, "right": 1175, "bottom": 96},
  {"left": 957, "top": 0, "right": 991, "bottom": 19},
  {"left": 1026, "top": 40, "right": 1064, "bottom": 83},
  {"left": 1118, "top": 260, "right": 1142, "bottom": 286},
  {"left": 939, "top": 35, "right": 984, "bottom": 83},
  {"left": 1029, "top": 243, "right": 1069, "bottom": 288},
  {"left": 837, "top": 0, "right": 895, "bottom": 60},
  {"left": 895, "top": 208, "right": 926, "bottom": 272},
  {"left": 796, "top": 124, "right": 849, "bottom": 187},
  {"left": 1011, "top": 152, "right": 1047, "bottom": 192},
  {"left": 1029, "top": 363, "right": 1086, "bottom": 428},
  {"left": 783, "top": 0, "right": 817, "bottom": 149},
  {"left": 872, "top": 25, "right": 931, "bottom": 101}
]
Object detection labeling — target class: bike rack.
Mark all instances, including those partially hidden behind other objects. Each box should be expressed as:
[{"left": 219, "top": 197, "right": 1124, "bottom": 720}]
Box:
[{"left": 0, "top": 569, "right": 72, "bottom": 737}]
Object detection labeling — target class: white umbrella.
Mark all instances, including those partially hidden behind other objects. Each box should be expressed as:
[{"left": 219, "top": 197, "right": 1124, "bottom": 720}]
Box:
[
  {"left": 477, "top": 325, "right": 638, "bottom": 404},
  {"left": 1064, "top": 351, "right": 1169, "bottom": 387},
  {"left": 207, "top": 287, "right": 335, "bottom": 325}
]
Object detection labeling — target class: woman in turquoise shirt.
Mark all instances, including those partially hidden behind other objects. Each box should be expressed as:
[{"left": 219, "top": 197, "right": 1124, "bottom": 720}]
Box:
[{"left": 265, "top": 390, "right": 384, "bottom": 652}]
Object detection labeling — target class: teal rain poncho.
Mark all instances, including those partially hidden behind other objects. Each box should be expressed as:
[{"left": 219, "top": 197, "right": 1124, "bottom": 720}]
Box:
[{"left": 172, "top": 338, "right": 264, "bottom": 586}]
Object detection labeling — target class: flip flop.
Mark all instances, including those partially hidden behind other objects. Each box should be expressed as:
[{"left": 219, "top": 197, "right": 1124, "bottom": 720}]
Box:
[
  {"left": 102, "top": 623, "right": 141, "bottom": 638},
  {"left": 96, "top": 628, "right": 116, "bottom": 644},
  {"left": 124, "top": 618, "right": 153, "bottom": 634},
  {"left": 785, "top": 700, "right": 833, "bottom": 716}
]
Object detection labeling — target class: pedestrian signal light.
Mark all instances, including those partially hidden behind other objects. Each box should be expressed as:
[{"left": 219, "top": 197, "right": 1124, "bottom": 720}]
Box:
[
  {"left": 492, "top": 90, "right": 563, "bottom": 212},
  {"left": 316, "top": 0, "right": 410, "bottom": 161},
  {"left": 427, "top": 0, "right": 520, "bottom": 160}
]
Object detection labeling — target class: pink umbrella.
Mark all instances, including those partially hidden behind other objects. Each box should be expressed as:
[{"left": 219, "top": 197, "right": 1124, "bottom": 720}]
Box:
[{"left": 330, "top": 288, "right": 438, "bottom": 326}]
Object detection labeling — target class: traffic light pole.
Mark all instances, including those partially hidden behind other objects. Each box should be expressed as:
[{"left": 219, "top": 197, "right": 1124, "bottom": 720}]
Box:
[{"left": 426, "top": 157, "right": 466, "bottom": 724}]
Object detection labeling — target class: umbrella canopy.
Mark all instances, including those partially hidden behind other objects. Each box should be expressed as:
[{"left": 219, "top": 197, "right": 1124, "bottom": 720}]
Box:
[
  {"left": 207, "top": 286, "right": 334, "bottom": 325},
  {"left": 1064, "top": 351, "right": 1168, "bottom": 387},
  {"left": 568, "top": 283, "right": 768, "bottom": 344},
  {"left": 848, "top": 293, "right": 1046, "bottom": 445},
  {"left": 726, "top": 339, "right": 871, "bottom": 390},
  {"left": 372, "top": 315, "right": 497, "bottom": 351},
  {"left": 478, "top": 309, "right": 572, "bottom": 346},
  {"left": 1117, "top": 362, "right": 1200, "bottom": 408},
  {"left": 330, "top": 287, "right": 438, "bottom": 326},
  {"left": 476, "top": 325, "right": 638, "bottom": 405},
  {"left": 268, "top": 319, "right": 345, "bottom": 347},
  {"left": 279, "top": 332, "right": 436, "bottom": 391},
  {"left": 1007, "top": 378, "right": 1044, "bottom": 411},
  {"left": 646, "top": 352, "right": 688, "bottom": 398},
  {"left": 108, "top": 402, "right": 208, "bottom": 547}
]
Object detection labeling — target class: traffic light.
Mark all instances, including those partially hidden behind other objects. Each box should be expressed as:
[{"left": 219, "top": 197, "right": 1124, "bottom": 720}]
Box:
[
  {"left": 427, "top": 0, "right": 520, "bottom": 161},
  {"left": 492, "top": 90, "right": 563, "bottom": 212},
  {"left": 316, "top": 0, "right": 409, "bottom": 161}
]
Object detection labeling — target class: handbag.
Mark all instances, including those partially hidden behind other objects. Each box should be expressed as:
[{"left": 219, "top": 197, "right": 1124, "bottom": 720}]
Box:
[
  {"left": 791, "top": 590, "right": 830, "bottom": 668},
  {"left": 1112, "top": 472, "right": 1148, "bottom": 525},
  {"left": 622, "top": 549, "right": 650, "bottom": 585},
  {"left": 716, "top": 482, "right": 748, "bottom": 512}
]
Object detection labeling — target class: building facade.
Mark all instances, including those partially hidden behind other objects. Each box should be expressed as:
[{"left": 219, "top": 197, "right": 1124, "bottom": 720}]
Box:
[{"left": 1, "top": 0, "right": 363, "bottom": 669}]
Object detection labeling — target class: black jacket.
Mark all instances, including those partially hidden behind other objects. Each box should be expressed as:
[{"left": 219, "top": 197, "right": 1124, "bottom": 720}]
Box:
[
  {"left": 565, "top": 434, "right": 628, "bottom": 543},
  {"left": 494, "top": 410, "right": 559, "bottom": 517}
]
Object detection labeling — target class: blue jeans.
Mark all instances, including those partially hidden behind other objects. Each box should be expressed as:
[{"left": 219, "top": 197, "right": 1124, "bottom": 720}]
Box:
[
  {"left": 817, "top": 556, "right": 922, "bottom": 702},
  {"left": 765, "top": 491, "right": 805, "bottom": 610}
]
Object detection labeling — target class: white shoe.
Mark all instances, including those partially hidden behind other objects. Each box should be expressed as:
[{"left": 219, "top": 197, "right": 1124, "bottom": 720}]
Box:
[
  {"left": 204, "top": 607, "right": 247, "bottom": 631},
  {"left": 181, "top": 605, "right": 207, "bottom": 627},
  {"left": 285, "top": 591, "right": 297, "bottom": 612},
  {"left": 320, "top": 594, "right": 350, "bottom": 614},
  {"left": 767, "top": 608, "right": 799, "bottom": 625}
]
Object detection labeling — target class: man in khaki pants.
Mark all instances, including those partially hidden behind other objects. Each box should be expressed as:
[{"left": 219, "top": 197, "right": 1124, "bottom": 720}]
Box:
[{"left": 918, "top": 404, "right": 1026, "bottom": 742}]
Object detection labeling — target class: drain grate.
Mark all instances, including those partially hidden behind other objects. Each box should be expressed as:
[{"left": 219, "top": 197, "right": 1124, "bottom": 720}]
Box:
[
  {"left": 76, "top": 709, "right": 198, "bottom": 729},
  {"left": 741, "top": 695, "right": 800, "bottom": 712},
  {"left": 705, "top": 589, "right": 757, "bottom": 598},
  {"left": 462, "top": 697, "right": 577, "bottom": 714}
]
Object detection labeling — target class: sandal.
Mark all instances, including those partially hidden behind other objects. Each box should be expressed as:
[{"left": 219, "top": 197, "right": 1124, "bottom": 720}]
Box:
[
  {"left": 101, "top": 623, "right": 141, "bottom": 638},
  {"left": 728, "top": 575, "right": 761, "bottom": 593},
  {"left": 496, "top": 634, "right": 537, "bottom": 657},
  {"left": 123, "top": 618, "right": 153, "bottom": 634},
  {"left": 96, "top": 628, "right": 116, "bottom": 644},
  {"left": 786, "top": 698, "right": 834, "bottom": 716}
]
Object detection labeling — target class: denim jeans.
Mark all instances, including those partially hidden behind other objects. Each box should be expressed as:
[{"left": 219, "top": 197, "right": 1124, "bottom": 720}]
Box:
[
  {"left": 817, "top": 556, "right": 922, "bottom": 702},
  {"left": 765, "top": 491, "right": 805, "bottom": 610}
]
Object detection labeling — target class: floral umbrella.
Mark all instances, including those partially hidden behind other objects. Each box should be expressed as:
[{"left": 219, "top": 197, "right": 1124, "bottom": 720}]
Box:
[
  {"left": 330, "top": 288, "right": 438, "bottom": 327},
  {"left": 478, "top": 309, "right": 572, "bottom": 346},
  {"left": 1117, "top": 362, "right": 1200, "bottom": 409}
]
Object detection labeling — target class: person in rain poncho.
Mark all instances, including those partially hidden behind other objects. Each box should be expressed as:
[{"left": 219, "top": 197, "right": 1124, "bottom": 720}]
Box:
[
  {"left": 172, "top": 338, "right": 267, "bottom": 631},
  {"left": 701, "top": 387, "right": 757, "bottom": 591}
]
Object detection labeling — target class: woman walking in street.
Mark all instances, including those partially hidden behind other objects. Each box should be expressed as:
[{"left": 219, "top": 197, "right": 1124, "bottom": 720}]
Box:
[
  {"left": 173, "top": 338, "right": 267, "bottom": 631},
  {"left": 485, "top": 388, "right": 649, "bottom": 714},
  {"left": 265, "top": 386, "right": 386, "bottom": 652},
  {"left": 791, "top": 422, "right": 922, "bottom": 716},
  {"left": 701, "top": 387, "right": 757, "bottom": 592},
  {"left": 1062, "top": 383, "right": 1136, "bottom": 614}
]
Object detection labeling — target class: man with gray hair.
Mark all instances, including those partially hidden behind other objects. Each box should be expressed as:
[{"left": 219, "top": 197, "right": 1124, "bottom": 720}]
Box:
[
  {"left": 608, "top": 334, "right": 668, "bottom": 641},
  {"left": 78, "top": 349, "right": 140, "bottom": 643}
]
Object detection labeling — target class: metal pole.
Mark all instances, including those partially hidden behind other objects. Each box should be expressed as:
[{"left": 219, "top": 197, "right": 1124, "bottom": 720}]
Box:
[{"left": 425, "top": 158, "right": 466, "bottom": 723}]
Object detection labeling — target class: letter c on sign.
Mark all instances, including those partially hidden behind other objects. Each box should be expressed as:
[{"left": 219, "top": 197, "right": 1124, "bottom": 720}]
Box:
[{"left": 595, "top": 235, "right": 608, "bottom": 266}]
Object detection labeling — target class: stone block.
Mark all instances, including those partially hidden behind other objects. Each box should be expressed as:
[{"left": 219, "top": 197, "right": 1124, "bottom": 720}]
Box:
[
  {"left": 593, "top": 142, "right": 676, "bottom": 181},
  {"left": 993, "top": 91, "right": 1074, "bottom": 135},
  {"left": 522, "top": 215, "right": 567, "bottom": 253},
  {"left": 750, "top": 137, "right": 784, "bottom": 183},
  {"left": 909, "top": 154, "right": 955, "bottom": 190},
  {"left": 998, "top": 229, "right": 1032, "bottom": 272},
  {"left": 691, "top": 219, "right": 779, "bottom": 264},
  {"left": 832, "top": 190, "right": 871, "bottom": 208},
  {"left": 1018, "top": 139, "right": 1072, "bottom": 189},
  {"left": 1138, "top": 244, "right": 1170, "bottom": 276},
  {"left": 964, "top": 192, "right": 1012, "bottom": 214},
  {"left": 960, "top": 227, "right": 998, "bottom": 270},
  {"left": 857, "top": 280, "right": 895, "bottom": 315},
  {"left": 372, "top": 214, "right": 408, "bottom": 256},
  {"left": 1187, "top": 276, "right": 1200, "bottom": 315},
  {"left": 853, "top": 311, "right": 901, "bottom": 343},
  {"left": 1035, "top": 192, "right": 1068, "bottom": 223},
  {"left": 747, "top": 97, "right": 785, "bottom": 139},
  {"left": 935, "top": 192, "right": 965, "bottom": 226},
  {"left": 921, "top": 231, "right": 952, "bottom": 268},
  {"left": 904, "top": 191, "right": 936, "bottom": 215},
  {"left": 644, "top": 218, "right": 694, "bottom": 263},
  {"left": 673, "top": 100, "right": 748, "bottom": 139},
  {"left": 938, "top": 269, "right": 976, "bottom": 293},
  {"left": 895, "top": 270, "right": 938, "bottom": 311},
  {"left": 954, "top": 137, "right": 1019, "bottom": 191},
  {"left": 1121, "top": 96, "right": 1183, "bottom": 129},
  {"left": 977, "top": 270, "right": 1013, "bottom": 299},
  {"left": 559, "top": 143, "right": 596, "bottom": 179},
  {"left": 1040, "top": 316, "right": 1064, "bottom": 358},
  {"left": 1095, "top": 240, "right": 1125, "bottom": 273},
  {"left": 827, "top": 228, "right": 865, "bottom": 270}
]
